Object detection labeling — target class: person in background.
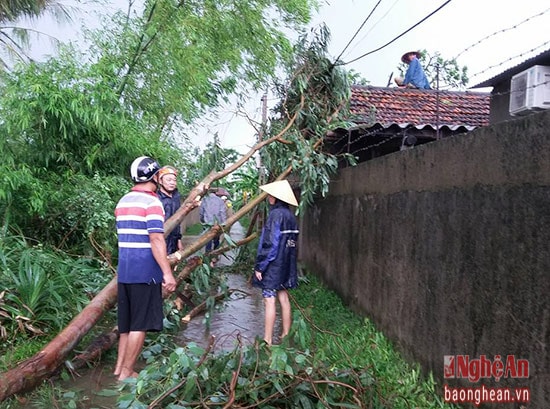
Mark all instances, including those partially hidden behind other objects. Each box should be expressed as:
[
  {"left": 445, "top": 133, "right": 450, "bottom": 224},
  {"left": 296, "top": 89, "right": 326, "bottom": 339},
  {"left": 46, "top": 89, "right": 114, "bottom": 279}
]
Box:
[
  {"left": 157, "top": 165, "right": 183, "bottom": 255},
  {"left": 220, "top": 195, "right": 233, "bottom": 217},
  {"left": 215, "top": 187, "right": 232, "bottom": 218},
  {"left": 114, "top": 156, "right": 177, "bottom": 381},
  {"left": 199, "top": 188, "right": 228, "bottom": 253},
  {"left": 394, "top": 50, "right": 431, "bottom": 90},
  {"left": 252, "top": 180, "right": 299, "bottom": 345}
]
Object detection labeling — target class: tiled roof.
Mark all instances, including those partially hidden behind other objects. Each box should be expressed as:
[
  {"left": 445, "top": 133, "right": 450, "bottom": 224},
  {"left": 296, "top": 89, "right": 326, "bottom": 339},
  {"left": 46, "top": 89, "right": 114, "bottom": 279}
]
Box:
[{"left": 350, "top": 85, "right": 490, "bottom": 130}]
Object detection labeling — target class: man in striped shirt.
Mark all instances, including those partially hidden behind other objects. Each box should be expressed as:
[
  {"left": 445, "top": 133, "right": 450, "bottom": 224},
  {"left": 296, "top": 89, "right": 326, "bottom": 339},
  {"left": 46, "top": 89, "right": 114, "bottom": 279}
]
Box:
[{"left": 114, "top": 156, "right": 177, "bottom": 381}]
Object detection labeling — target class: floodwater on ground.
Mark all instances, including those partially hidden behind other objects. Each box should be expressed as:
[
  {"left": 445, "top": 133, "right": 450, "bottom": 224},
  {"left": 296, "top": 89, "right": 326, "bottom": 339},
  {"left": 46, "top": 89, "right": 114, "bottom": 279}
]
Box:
[
  {"left": 14, "top": 272, "right": 269, "bottom": 408},
  {"left": 175, "top": 272, "right": 267, "bottom": 351}
]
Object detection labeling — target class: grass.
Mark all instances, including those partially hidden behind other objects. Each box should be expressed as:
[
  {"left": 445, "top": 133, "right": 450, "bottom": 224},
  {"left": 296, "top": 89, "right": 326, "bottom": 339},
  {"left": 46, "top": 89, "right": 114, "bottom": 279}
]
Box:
[
  {"left": 0, "top": 260, "right": 456, "bottom": 409},
  {"left": 184, "top": 223, "right": 203, "bottom": 235},
  {"left": 291, "top": 273, "right": 457, "bottom": 409}
]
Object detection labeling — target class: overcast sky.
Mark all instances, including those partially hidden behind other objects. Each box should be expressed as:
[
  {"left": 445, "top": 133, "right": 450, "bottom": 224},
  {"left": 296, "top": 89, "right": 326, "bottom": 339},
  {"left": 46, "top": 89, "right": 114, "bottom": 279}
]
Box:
[{"left": 23, "top": 0, "right": 550, "bottom": 152}]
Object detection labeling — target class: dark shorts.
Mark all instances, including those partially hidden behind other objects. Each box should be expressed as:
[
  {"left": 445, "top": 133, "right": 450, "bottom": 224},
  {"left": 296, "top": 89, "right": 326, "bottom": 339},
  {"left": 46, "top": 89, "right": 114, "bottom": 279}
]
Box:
[
  {"left": 262, "top": 288, "right": 278, "bottom": 298},
  {"left": 117, "top": 282, "right": 164, "bottom": 333}
]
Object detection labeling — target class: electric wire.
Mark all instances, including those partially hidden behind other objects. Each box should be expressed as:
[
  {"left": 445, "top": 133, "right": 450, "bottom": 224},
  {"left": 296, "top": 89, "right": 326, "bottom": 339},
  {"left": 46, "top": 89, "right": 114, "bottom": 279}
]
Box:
[
  {"left": 337, "top": 0, "right": 453, "bottom": 66},
  {"left": 343, "top": 0, "right": 402, "bottom": 59},
  {"left": 334, "top": 0, "right": 383, "bottom": 63},
  {"left": 488, "top": 78, "right": 550, "bottom": 99},
  {"left": 470, "top": 40, "right": 550, "bottom": 80},
  {"left": 454, "top": 7, "right": 550, "bottom": 60}
]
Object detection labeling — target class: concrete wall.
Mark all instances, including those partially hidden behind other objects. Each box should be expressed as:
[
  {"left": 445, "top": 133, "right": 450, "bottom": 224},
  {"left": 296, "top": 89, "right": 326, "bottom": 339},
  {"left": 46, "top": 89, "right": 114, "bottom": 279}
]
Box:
[
  {"left": 299, "top": 110, "right": 550, "bottom": 407},
  {"left": 489, "top": 82, "right": 514, "bottom": 124}
]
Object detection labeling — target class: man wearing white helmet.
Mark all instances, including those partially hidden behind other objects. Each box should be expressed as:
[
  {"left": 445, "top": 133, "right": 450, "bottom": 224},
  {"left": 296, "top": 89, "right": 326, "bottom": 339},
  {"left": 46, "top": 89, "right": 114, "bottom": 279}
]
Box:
[{"left": 113, "top": 156, "right": 177, "bottom": 381}]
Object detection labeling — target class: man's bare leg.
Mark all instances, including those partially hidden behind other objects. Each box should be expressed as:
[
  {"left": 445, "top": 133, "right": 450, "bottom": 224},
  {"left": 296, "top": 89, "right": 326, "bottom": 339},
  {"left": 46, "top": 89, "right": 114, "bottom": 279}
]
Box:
[
  {"left": 277, "top": 290, "right": 292, "bottom": 339},
  {"left": 114, "top": 333, "right": 128, "bottom": 376},
  {"left": 117, "top": 331, "right": 146, "bottom": 381},
  {"left": 263, "top": 297, "right": 277, "bottom": 345}
]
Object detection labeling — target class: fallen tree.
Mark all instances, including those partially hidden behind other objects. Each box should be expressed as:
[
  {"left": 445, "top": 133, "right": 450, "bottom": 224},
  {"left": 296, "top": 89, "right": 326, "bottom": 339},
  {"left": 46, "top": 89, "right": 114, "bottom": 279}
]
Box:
[
  {"left": 0, "top": 122, "right": 296, "bottom": 402},
  {"left": 0, "top": 26, "right": 353, "bottom": 401}
]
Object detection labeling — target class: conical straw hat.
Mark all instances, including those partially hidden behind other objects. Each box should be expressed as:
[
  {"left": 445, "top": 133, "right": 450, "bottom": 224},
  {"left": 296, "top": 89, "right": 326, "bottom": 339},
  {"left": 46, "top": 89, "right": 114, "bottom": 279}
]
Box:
[{"left": 260, "top": 180, "right": 298, "bottom": 207}]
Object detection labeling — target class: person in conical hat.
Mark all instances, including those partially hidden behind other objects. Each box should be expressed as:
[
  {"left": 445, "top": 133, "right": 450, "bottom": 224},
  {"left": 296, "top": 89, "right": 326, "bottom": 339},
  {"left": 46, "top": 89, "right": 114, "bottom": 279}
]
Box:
[
  {"left": 394, "top": 50, "right": 431, "bottom": 90},
  {"left": 253, "top": 179, "right": 299, "bottom": 345},
  {"left": 259, "top": 180, "right": 298, "bottom": 207}
]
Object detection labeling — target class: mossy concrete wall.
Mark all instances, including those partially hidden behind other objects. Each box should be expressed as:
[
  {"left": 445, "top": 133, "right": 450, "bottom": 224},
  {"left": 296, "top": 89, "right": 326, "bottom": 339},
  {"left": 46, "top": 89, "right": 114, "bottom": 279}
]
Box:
[{"left": 299, "top": 110, "right": 550, "bottom": 407}]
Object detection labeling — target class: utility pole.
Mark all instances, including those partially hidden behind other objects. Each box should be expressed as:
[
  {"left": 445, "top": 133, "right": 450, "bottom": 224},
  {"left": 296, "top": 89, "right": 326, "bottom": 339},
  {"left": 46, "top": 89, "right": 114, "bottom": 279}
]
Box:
[
  {"left": 257, "top": 92, "right": 268, "bottom": 230},
  {"left": 435, "top": 63, "right": 441, "bottom": 140}
]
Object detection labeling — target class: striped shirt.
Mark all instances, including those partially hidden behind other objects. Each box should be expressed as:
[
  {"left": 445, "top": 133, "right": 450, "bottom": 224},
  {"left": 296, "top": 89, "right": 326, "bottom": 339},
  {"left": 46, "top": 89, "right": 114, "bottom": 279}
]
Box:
[{"left": 115, "top": 187, "right": 165, "bottom": 284}]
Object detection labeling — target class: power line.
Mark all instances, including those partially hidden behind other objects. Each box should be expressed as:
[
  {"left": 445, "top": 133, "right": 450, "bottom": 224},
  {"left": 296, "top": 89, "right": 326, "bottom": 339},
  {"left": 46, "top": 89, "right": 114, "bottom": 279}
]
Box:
[
  {"left": 344, "top": 0, "right": 402, "bottom": 59},
  {"left": 334, "top": 0, "right": 382, "bottom": 63},
  {"left": 337, "top": 0, "right": 453, "bottom": 66},
  {"left": 454, "top": 7, "right": 550, "bottom": 60},
  {"left": 485, "top": 78, "right": 550, "bottom": 99},
  {"left": 470, "top": 40, "right": 550, "bottom": 80}
]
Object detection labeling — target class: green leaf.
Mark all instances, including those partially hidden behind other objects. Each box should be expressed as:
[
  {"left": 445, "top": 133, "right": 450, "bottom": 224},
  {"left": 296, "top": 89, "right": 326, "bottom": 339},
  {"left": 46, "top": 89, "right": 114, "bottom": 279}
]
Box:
[{"left": 95, "top": 389, "right": 120, "bottom": 397}]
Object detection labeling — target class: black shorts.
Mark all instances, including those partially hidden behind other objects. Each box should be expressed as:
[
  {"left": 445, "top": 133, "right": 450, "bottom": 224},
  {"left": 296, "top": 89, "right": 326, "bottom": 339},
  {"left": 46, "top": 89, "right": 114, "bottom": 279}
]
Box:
[{"left": 117, "top": 282, "right": 164, "bottom": 333}]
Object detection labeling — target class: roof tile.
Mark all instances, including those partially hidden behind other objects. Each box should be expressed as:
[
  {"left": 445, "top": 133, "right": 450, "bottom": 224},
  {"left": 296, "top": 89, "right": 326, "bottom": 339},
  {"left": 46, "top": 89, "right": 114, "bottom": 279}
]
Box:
[{"left": 350, "top": 85, "right": 490, "bottom": 129}]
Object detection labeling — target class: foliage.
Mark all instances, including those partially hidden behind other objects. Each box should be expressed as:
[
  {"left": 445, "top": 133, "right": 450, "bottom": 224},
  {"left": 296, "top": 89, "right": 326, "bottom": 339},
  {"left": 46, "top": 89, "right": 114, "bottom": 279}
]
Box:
[
  {"left": 0, "top": 233, "right": 112, "bottom": 365},
  {"left": 0, "top": 0, "right": 322, "bottom": 253},
  {"left": 0, "top": 55, "right": 176, "bottom": 177},
  {"left": 348, "top": 68, "right": 371, "bottom": 86},
  {"left": 0, "top": 0, "right": 72, "bottom": 69},
  {"left": 181, "top": 135, "right": 241, "bottom": 192},
  {"left": 0, "top": 53, "right": 179, "bottom": 250},
  {"left": 88, "top": 0, "right": 320, "bottom": 139},
  {"left": 0, "top": 1, "right": 378, "bottom": 404},
  {"left": 223, "top": 160, "right": 259, "bottom": 210},
  {"left": 0, "top": 270, "right": 458, "bottom": 408},
  {"left": 262, "top": 24, "right": 356, "bottom": 211},
  {"left": 397, "top": 49, "right": 469, "bottom": 90},
  {"left": 293, "top": 275, "right": 457, "bottom": 408},
  {"left": 100, "top": 273, "right": 457, "bottom": 409}
]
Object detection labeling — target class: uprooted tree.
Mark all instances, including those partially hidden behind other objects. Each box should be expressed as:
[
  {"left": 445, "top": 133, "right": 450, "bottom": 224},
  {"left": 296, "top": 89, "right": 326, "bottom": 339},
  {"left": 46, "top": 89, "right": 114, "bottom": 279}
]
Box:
[{"left": 0, "top": 0, "right": 358, "bottom": 401}]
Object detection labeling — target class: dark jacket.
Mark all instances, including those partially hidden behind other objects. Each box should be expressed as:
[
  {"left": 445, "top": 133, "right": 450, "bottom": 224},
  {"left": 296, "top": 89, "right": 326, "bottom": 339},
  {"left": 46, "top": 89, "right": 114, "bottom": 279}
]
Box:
[
  {"left": 253, "top": 201, "right": 299, "bottom": 290},
  {"left": 157, "top": 189, "right": 182, "bottom": 254}
]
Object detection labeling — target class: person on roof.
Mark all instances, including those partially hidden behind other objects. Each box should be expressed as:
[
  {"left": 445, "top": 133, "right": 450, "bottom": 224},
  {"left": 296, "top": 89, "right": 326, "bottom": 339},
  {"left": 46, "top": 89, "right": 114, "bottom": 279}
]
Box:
[{"left": 394, "top": 50, "right": 431, "bottom": 90}]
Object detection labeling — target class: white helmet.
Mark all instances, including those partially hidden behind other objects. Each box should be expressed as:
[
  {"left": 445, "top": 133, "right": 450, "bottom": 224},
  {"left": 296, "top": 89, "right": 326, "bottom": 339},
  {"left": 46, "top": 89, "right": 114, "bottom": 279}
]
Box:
[{"left": 130, "top": 156, "right": 161, "bottom": 183}]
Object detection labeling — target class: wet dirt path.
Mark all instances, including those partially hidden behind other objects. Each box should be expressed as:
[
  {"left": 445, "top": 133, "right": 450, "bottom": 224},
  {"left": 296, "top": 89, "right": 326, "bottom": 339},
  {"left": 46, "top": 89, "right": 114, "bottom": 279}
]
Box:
[{"left": 18, "top": 273, "right": 266, "bottom": 408}]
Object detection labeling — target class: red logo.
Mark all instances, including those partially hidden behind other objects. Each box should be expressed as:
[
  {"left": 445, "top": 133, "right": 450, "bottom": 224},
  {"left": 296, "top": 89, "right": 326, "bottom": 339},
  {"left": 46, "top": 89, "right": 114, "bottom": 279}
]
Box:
[{"left": 443, "top": 355, "right": 529, "bottom": 382}]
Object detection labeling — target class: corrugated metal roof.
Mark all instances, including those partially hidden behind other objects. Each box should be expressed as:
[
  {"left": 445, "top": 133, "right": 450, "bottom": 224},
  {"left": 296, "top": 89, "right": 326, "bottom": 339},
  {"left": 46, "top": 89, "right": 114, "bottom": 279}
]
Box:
[{"left": 350, "top": 85, "right": 490, "bottom": 129}]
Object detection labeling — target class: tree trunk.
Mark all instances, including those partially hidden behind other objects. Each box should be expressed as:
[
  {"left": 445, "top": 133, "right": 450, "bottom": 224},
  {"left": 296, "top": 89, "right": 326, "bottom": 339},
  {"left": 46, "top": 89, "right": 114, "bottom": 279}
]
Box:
[
  {"left": 0, "top": 278, "right": 118, "bottom": 401},
  {"left": 0, "top": 137, "right": 294, "bottom": 401},
  {"left": 69, "top": 328, "right": 119, "bottom": 372},
  {"left": 0, "top": 225, "right": 258, "bottom": 401}
]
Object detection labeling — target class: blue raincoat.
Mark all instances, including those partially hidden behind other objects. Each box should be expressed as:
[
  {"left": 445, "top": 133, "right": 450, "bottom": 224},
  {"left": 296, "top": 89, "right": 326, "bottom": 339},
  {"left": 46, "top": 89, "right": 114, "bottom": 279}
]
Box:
[{"left": 253, "top": 201, "right": 299, "bottom": 290}]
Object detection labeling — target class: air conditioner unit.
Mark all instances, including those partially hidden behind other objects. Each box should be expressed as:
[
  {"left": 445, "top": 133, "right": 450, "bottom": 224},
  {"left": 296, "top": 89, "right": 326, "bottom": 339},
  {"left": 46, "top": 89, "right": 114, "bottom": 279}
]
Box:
[{"left": 509, "top": 65, "right": 550, "bottom": 116}]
